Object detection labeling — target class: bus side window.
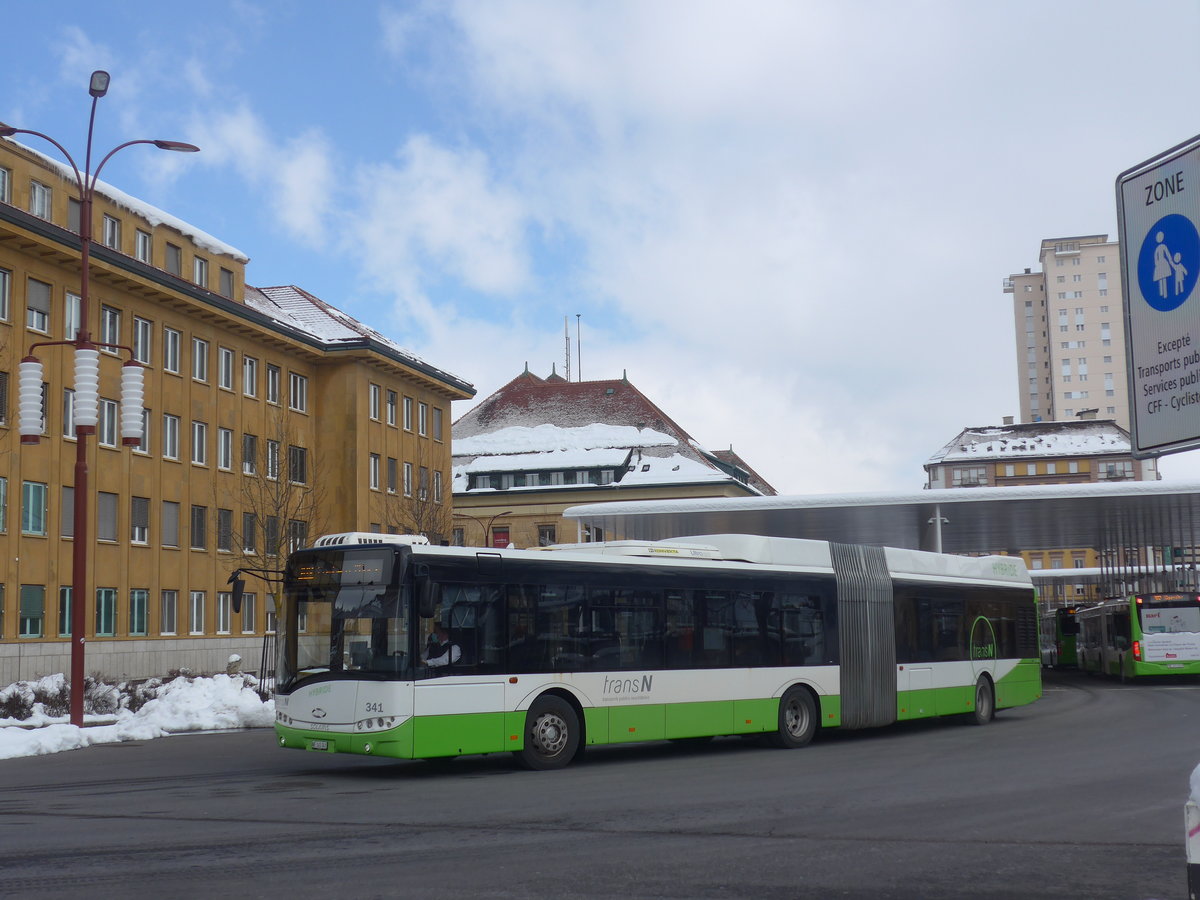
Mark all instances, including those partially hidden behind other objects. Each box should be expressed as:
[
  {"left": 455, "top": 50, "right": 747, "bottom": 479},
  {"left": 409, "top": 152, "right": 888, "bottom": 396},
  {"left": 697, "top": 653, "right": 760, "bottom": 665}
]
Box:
[{"left": 665, "top": 589, "right": 695, "bottom": 668}]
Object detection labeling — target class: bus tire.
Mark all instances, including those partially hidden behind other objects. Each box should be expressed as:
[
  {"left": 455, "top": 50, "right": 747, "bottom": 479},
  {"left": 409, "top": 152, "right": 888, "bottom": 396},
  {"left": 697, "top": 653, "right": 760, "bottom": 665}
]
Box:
[
  {"left": 515, "top": 695, "right": 579, "bottom": 770},
  {"left": 969, "top": 675, "right": 995, "bottom": 726},
  {"left": 767, "top": 686, "right": 816, "bottom": 749}
]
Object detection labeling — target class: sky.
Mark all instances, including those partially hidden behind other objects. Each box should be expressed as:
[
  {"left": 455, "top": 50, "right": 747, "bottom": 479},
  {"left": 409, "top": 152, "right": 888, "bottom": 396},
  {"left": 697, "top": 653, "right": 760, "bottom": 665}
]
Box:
[{"left": 6, "top": 0, "right": 1200, "bottom": 494}]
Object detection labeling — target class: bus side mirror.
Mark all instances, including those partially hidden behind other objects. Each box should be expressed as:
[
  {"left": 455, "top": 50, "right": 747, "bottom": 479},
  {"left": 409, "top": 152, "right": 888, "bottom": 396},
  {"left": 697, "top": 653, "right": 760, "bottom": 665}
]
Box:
[
  {"left": 416, "top": 572, "right": 439, "bottom": 618},
  {"left": 227, "top": 571, "right": 245, "bottom": 614}
]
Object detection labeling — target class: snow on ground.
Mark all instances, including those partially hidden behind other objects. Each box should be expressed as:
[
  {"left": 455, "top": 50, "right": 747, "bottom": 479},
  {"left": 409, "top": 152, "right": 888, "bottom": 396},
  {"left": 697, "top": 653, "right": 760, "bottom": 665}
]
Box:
[{"left": 0, "top": 673, "right": 274, "bottom": 761}]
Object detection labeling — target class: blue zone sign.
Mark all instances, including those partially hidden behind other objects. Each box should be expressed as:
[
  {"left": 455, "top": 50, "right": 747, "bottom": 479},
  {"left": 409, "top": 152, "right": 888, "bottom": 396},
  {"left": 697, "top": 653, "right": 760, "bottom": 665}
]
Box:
[{"left": 1118, "top": 135, "right": 1200, "bottom": 456}]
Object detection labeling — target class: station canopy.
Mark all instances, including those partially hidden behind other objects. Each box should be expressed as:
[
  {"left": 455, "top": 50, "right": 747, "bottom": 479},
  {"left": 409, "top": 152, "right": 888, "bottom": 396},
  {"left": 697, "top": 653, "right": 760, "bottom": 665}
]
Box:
[{"left": 563, "top": 481, "right": 1200, "bottom": 555}]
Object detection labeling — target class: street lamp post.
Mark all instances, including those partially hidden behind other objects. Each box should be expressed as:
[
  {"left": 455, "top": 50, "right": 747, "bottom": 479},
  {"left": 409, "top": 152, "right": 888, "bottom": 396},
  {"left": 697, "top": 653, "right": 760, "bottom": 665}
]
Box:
[
  {"left": 453, "top": 510, "right": 512, "bottom": 548},
  {"left": 3, "top": 71, "right": 198, "bottom": 727}
]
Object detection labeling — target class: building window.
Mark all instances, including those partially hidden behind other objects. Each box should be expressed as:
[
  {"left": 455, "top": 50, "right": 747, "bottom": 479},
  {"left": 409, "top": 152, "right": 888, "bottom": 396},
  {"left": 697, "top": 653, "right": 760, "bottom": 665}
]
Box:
[
  {"left": 288, "top": 520, "right": 308, "bottom": 553},
  {"left": 163, "top": 413, "right": 180, "bottom": 460},
  {"left": 58, "top": 587, "right": 72, "bottom": 637},
  {"left": 165, "top": 243, "right": 182, "bottom": 276},
  {"left": 0, "top": 267, "right": 9, "bottom": 321},
  {"left": 161, "top": 590, "right": 178, "bottom": 635},
  {"left": 133, "top": 317, "right": 152, "bottom": 364},
  {"left": 241, "top": 593, "right": 256, "bottom": 633},
  {"left": 190, "top": 504, "right": 207, "bottom": 549},
  {"left": 386, "top": 390, "right": 397, "bottom": 425},
  {"left": 217, "top": 592, "right": 232, "bottom": 634},
  {"left": 26, "top": 278, "right": 50, "bottom": 332},
  {"left": 951, "top": 466, "right": 987, "bottom": 487},
  {"left": 404, "top": 462, "right": 413, "bottom": 497},
  {"left": 242, "top": 512, "right": 257, "bottom": 554},
  {"left": 419, "top": 466, "right": 429, "bottom": 501},
  {"left": 191, "top": 420, "right": 207, "bottom": 465},
  {"left": 131, "top": 496, "right": 150, "bottom": 544},
  {"left": 162, "top": 501, "right": 180, "bottom": 548},
  {"left": 243, "top": 356, "right": 258, "bottom": 397},
  {"left": 369, "top": 383, "right": 381, "bottom": 420},
  {"left": 97, "top": 491, "right": 118, "bottom": 542},
  {"left": 21, "top": 481, "right": 47, "bottom": 535},
  {"left": 369, "top": 453, "right": 380, "bottom": 490},
  {"left": 538, "top": 525, "right": 557, "bottom": 546},
  {"left": 189, "top": 591, "right": 205, "bottom": 634},
  {"left": 288, "top": 445, "right": 308, "bottom": 484},
  {"left": 433, "top": 470, "right": 443, "bottom": 503},
  {"left": 267, "top": 440, "right": 280, "bottom": 479},
  {"left": 98, "top": 398, "right": 118, "bottom": 447},
  {"left": 95, "top": 588, "right": 117, "bottom": 637},
  {"left": 193, "top": 256, "right": 208, "bottom": 287},
  {"left": 418, "top": 402, "right": 428, "bottom": 436},
  {"left": 387, "top": 457, "right": 397, "bottom": 493},
  {"left": 403, "top": 396, "right": 413, "bottom": 430},
  {"left": 217, "top": 508, "right": 233, "bottom": 552},
  {"left": 135, "top": 229, "right": 152, "bottom": 263},
  {"left": 163, "top": 327, "right": 181, "bottom": 373},
  {"left": 218, "top": 346, "right": 234, "bottom": 389},
  {"left": 29, "top": 181, "right": 51, "bottom": 219},
  {"left": 217, "top": 427, "right": 233, "bottom": 470},
  {"left": 452, "top": 527, "right": 465, "bottom": 546},
  {"left": 100, "top": 305, "right": 121, "bottom": 352},
  {"left": 219, "top": 267, "right": 234, "bottom": 299},
  {"left": 433, "top": 407, "right": 443, "bottom": 441},
  {"left": 242, "top": 433, "right": 258, "bottom": 475},
  {"left": 192, "top": 338, "right": 208, "bottom": 382},
  {"left": 0, "top": 166, "right": 9, "bottom": 203},
  {"left": 19, "top": 585, "right": 44, "bottom": 638},
  {"left": 102, "top": 215, "right": 121, "bottom": 250},
  {"left": 266, "top": 364, "right": 281, "bottom": 404},
  {"left": 289, "top": 372, "right": 308, "bottom": 411},
  {"left": 129, "top": 589, "right": 149, "bottom": 636}
]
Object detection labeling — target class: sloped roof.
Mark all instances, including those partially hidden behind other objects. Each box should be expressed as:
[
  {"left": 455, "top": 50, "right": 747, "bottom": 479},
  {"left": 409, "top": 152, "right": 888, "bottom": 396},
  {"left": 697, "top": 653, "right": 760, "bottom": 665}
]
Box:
[
  {"left": 452, "top": 368, "right": 773, "bottom": 494},
  {"left": 926, "top": 419, "right": 1132, "bottom": 467},
  {"left": 244, "top": 285, "right": 472, "bottom": 395}
]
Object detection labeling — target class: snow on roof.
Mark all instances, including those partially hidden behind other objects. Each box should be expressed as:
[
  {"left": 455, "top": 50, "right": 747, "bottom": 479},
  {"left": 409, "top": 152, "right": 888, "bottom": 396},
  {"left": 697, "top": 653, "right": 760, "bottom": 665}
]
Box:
[
  {"left": 454, "top": 422, "right": 675, "bottom": 457},
  {"left": 4, "top": 136, "right": 249, "bottom": 262},
  {"left": 244, "top": 285, "right": 471, "bottom": 391},
  {"left": 455, "top": 445, "right": 633, "bottom": 475},
  {"left": 926, "top": 420, "right": 1132, "bottom": 465}
]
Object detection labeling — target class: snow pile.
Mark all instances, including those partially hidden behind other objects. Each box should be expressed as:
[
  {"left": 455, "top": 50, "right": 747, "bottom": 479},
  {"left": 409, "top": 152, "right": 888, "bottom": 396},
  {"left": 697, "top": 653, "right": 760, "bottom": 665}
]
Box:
[{"left": 0, "top": 674, "right": 274, "bottom": 760}]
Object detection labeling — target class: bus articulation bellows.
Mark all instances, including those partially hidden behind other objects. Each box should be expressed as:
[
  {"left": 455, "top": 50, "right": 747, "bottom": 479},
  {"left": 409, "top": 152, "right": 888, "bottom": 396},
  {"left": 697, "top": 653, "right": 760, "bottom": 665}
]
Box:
[{"left": 271, "top": 533, "right": 1042, "bottom": 769}]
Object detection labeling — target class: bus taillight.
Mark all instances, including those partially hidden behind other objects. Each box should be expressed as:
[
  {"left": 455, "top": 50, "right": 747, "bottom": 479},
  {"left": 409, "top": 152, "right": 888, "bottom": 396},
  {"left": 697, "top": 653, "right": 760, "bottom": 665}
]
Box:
[{"left": 1132, "top": 640, "right": 1142, "bottom": 661}]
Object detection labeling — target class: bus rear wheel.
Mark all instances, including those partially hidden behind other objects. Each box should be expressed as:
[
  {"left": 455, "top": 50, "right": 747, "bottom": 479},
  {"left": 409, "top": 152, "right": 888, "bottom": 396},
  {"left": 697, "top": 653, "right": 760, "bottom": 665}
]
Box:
[
  {"left": 767, "top": 686, "right": 816, "bottom": 749},
  {"left": 515, "top": 695, "right": 580, "bottom": 770},
  {"left": 969, "top": 675, "right": 995, "bottom": 726}
]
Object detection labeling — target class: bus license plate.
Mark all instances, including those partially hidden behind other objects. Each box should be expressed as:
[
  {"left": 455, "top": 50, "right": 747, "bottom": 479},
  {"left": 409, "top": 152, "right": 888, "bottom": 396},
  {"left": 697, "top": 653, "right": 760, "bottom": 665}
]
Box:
[
  {"left": 311, "top": 740, "right": 329, "bottom": 750},
  {"left": 1168, "top": 664, "right": 1185, "bottom": 669}
]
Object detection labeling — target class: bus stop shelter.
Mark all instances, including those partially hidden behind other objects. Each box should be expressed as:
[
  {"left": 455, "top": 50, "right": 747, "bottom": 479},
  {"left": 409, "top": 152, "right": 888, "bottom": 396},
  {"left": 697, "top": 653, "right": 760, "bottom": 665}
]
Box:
[{"left": 564, "top": 481, "right": 1200, "bottom": 601}]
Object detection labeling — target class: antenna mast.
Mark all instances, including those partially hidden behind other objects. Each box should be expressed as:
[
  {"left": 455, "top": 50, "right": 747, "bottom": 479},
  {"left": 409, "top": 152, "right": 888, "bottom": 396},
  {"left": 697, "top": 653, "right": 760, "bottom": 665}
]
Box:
[
  {"left": 564, "top": 316, "right": 571, "bottom": 382},
  {"left": 576, "top": 314, "right": 582, "bottom": 382}
]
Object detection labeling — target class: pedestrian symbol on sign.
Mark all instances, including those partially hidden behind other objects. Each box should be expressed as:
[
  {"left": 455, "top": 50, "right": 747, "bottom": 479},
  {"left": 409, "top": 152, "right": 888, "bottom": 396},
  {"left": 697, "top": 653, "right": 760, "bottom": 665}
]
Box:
[{"left": 1138, "top": 214, "right": 1200, "bottom": 311}]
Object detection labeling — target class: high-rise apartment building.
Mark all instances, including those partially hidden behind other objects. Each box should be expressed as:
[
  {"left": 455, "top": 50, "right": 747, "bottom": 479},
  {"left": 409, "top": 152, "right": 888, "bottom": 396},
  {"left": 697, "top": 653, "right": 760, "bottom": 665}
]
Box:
[{"left": 1004, "top": 235, "right": 1129, "bottom": 428}]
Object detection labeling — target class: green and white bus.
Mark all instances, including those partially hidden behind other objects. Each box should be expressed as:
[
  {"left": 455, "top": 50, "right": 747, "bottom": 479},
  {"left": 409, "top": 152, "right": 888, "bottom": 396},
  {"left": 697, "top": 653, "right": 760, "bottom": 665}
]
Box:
[
  {"left": 1076, "top": 593, "right": 1200, "bottom": 680},
  {"left": 1039, "top": 606, "right": 1082, "bottom": 669},
  {"left": 271, "top": 533, "right": 1041, "bottom": 768}
]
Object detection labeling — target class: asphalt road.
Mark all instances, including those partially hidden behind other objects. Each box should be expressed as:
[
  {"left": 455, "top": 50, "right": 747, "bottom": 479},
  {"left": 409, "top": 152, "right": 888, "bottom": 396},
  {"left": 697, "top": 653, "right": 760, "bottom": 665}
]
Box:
[{"left": 0, "top": 670, "right": 1195, "bottom": 899}]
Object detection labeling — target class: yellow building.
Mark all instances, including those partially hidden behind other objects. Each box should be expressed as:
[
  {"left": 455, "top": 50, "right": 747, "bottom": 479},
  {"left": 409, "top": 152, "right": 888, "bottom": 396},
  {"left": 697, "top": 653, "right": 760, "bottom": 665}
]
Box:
[
  {"left": 452, "top": 367, "right": 774, "bottom": 548},
  {"left": 0, "top": 138, "right": 473, "bottom": 682},
  {"left": 924, "top": 416, "right": 1159, "bottom": 604}
]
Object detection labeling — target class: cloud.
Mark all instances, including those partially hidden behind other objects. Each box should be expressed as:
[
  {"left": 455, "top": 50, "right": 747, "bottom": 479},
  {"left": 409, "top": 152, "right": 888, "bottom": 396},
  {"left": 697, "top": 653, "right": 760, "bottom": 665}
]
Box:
[{"left": 349, "top": 135, "right": 531, "bottom": 310}]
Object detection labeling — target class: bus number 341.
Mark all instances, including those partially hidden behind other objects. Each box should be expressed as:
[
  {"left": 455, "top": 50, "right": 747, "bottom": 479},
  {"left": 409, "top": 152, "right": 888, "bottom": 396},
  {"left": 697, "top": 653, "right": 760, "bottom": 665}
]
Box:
[{"left": 364, "top": 702, "right": 384, "bottom": 714}]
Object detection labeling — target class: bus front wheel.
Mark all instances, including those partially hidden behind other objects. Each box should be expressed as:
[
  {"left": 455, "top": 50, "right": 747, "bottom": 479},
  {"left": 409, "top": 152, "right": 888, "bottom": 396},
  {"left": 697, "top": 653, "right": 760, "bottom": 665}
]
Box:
[
  {"left": 969, "top": 675, "right": 995, "bottom": 726},
  {"left": 515, "top": 695, "right": 580, "bottom": 770},
  {"left": 767, "top": 686, "right": 817, "bottom": 749}
]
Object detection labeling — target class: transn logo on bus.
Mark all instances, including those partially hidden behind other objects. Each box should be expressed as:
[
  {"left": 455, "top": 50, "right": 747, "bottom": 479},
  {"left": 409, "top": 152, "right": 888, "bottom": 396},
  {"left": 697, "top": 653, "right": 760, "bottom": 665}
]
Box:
[{"left": 603, "top": 674, "right": 653, "bottom": 697}]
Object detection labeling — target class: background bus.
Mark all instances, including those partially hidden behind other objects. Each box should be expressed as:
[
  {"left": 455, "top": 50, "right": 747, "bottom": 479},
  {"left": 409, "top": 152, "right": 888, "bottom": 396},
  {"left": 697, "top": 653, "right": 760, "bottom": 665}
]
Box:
[
  {"left": 1075, "top": 593, "right": 1200, "bottom": 680},
  {"left": 1039, "top": 606, "right": 1082, "bottom": 669},
  {"left": 270, "top": 533, "right": 1041, "bottom": 769}
]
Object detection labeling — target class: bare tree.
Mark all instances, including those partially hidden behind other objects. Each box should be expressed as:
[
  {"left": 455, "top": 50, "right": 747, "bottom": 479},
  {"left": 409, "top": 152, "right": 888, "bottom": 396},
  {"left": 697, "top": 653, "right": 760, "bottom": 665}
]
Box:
[
  {"left": 374, "top": 439, "right": 451, "bottom": 544},
  {"left": 221, "top": 407, "right": 329, "bottom": 580}
]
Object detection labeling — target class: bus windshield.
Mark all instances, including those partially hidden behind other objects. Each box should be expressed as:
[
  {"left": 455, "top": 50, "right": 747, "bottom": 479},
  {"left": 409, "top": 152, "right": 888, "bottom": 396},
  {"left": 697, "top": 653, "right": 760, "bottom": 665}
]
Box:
[
  {"left": 278, "top": 547, "right": 412, "bottom": 689},
  {"left": 1139, "top": 594, "right": 1200, "bottom": 634}
]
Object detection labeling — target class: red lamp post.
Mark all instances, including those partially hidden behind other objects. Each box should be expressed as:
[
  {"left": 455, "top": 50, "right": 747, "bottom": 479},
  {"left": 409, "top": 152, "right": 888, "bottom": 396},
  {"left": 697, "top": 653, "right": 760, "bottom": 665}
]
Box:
[{"left": 3, "top": 70, "right": 198, "bottom": 727}]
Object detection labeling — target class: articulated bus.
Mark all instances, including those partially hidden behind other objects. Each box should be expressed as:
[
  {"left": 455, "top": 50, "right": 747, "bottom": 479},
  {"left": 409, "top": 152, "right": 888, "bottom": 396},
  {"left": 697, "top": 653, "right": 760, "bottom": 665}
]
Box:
[
  {"left": 1039, "top": 606, "right": 1082, "bottom": 669},
  {"left": 270, "top": 533, "right": 1041, "bottom": 769},
  {"left": 1076, "top": 593, "right": 1200, "bottom": 680}
]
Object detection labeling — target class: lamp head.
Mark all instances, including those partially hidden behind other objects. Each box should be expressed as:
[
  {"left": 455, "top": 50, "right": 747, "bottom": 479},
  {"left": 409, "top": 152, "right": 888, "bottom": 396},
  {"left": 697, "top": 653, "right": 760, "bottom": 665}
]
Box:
[
  {"left": 89, "top": 71, "right": 111, "bottom": 98},
  {"left": 153, "top": 140, "right": 200, "bottom": 153},
  {"left": 0, "top": 124, "right": 16, "bottom": 138}
]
